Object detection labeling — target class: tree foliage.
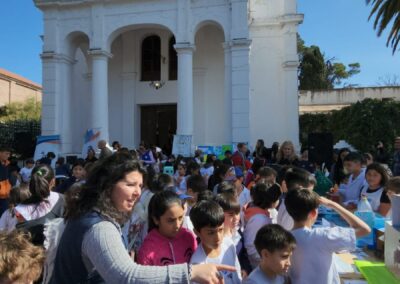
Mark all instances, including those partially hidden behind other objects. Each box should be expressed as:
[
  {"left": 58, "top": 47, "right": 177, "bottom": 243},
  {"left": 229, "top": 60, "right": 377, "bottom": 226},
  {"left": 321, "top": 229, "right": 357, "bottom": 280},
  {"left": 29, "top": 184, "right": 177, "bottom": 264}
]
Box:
[
  {"left": 366, "top": 0, "right": 400, "bottom": 54},
  {"left": 300, "top": 99, "right": 400, "bottom": 152},
  {"left": 0, "top": 98, "right": 41, "bottom": 122},
  {"left": 298, "top": 35, "right": 361, "bottom": 90}
]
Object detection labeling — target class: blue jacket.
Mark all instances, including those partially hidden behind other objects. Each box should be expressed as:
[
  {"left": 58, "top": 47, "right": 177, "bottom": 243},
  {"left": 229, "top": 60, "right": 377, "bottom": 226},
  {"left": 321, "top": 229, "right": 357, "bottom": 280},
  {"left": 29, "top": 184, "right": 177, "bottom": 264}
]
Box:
[{"left": 50, "top": 212, "right": 107, "bottom": 284}]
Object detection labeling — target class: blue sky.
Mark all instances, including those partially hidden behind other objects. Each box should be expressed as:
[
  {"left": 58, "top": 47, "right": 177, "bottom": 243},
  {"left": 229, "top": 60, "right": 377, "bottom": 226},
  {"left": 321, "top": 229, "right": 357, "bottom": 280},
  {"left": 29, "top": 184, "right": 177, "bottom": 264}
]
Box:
[{"left": 0, "top": 0, "right": 399, "bottom": 87}]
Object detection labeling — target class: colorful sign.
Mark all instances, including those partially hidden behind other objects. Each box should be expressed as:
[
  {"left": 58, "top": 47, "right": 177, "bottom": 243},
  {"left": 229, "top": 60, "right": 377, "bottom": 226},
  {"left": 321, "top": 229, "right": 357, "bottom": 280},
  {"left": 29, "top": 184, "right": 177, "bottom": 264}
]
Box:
[
  {"left": 197, "top": 145, "right": 233, "bottom": 160},
  {"left": 81, "top": 128, "right": 101, "bottom": 157},
  {"left": 34, "top": 135, "right": 61, "bottom": 164}
]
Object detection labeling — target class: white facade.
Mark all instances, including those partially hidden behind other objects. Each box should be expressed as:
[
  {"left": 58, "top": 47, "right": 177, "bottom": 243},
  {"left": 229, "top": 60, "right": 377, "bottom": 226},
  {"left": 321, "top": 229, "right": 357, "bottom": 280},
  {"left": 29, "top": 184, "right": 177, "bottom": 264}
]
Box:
[
  {"left": 299, "top": 87, "right": 400, "bottom": 113},
  {"left": 34, "top": 0, "right": 303, "bottom": 154}
]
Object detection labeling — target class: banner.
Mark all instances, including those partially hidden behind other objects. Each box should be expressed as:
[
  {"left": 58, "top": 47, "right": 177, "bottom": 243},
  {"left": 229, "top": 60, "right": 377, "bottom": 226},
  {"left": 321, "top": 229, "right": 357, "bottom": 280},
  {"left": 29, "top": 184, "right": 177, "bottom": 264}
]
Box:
[
  {"left": 197, "top": 145, "right": 233, "bottom": 160},
  {"left": 172, "top": 135, "right": 192, "bottom": 157},
  {"left": 81, "top": 128, "right": 101, "bottom": 158},
  {"left": 34, "top": 135, "right": 61, "bottom": 164}
]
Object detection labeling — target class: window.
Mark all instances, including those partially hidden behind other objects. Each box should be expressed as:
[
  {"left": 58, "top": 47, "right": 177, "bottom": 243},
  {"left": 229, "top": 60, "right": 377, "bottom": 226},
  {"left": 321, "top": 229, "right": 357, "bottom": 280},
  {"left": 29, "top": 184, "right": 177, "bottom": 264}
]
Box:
[
  {"left": 141, "top": 35, "right": 161, "bottom": 81},
  {"left": 169, "top": 37, "right": 178, "bottom": 81}
]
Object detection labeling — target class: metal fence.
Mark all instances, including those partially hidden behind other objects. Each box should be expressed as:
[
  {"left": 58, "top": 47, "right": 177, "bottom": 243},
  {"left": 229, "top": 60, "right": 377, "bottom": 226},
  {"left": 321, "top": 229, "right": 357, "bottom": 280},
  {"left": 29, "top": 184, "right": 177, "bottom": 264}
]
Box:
[{"left": 0, "top": 120, "right": 41, "bottom": 158}]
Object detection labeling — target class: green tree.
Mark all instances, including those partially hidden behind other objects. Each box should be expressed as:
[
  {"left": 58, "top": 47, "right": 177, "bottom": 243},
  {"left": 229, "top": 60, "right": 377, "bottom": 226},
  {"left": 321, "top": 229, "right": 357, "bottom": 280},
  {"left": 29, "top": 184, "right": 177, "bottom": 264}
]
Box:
[
  {"left": 299, "top": 45, "right": 329, "bottom": 90},
  {"left": 366, "top": 0, "right": 400, "bottom": 54},
  {"left": 0, "top": 98, "right": 41, "bottom": 122},
  {"left": 298, "top": 35, "right": 361, "bottom": 90}
]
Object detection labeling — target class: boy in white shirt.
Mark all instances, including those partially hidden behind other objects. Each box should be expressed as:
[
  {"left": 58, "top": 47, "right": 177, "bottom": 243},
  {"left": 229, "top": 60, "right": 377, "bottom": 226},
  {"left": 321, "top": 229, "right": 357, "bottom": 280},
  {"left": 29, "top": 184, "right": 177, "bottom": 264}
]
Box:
[
  {"left": 243, "top": 182, "right": 281, "bottom": 269},
  {"left": 277, "top": 167, "right": 315, "bottom": 231},
  {"left": 244, "top": 224, "right": 296, "bottom": 284},
  {"left": 340, "top": 152, "right": 367, "bottom": 204},
  {"left": 19, "top": 159, "right": 35, "bottom": 183},
  {"left": 190, "top": 200, "right": 242, "bottom": 284},
  {"left": 285, "top": 189, "right": 371, "bottom": 284}
]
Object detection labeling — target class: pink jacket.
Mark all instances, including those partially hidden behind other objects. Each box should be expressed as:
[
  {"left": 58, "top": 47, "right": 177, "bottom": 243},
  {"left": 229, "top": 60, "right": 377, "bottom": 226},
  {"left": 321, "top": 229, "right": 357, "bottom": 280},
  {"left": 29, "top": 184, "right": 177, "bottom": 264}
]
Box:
[{"left": 137, "top": 227, "right": 197, "bottom": 266}]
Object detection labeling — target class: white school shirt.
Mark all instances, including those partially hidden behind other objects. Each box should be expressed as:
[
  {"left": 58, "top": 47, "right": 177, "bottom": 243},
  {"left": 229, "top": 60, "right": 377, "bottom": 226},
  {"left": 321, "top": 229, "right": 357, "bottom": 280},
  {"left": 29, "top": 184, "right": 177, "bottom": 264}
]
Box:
[
  {"left": 289, "top": 226, "right": 356, "bottom": 284},
  {"left": 15, "top": 191, "right": 60, "bottom": 221},
  {"left": 19, "top": 167, "right": 33, "bottom": 183},
  {"left": 360, "top": 185, "right": 384, "bottom": 212},
  {"left": 200, "top": 166, "right": 214, "bottom": 178},
  {"left": 340, "top": 168, "right": 367, "bottom": 203},
  {"left": 0, "top": 209, "right": 18, "bottom": 232},
  {"left": 238, "top": 186, "right": 251, "bottom": 208},
  {"left": 244, "top": 212, "right": 274, "bottom": 269},
  {"left": 244, "top": 266, "right": 290, "bottom": 284},
  {"left": 277, "top": 201, "right": 294, "bottom": 231},
  {"left": 190, "top": 238, "right": 242, "bottom": 284}
]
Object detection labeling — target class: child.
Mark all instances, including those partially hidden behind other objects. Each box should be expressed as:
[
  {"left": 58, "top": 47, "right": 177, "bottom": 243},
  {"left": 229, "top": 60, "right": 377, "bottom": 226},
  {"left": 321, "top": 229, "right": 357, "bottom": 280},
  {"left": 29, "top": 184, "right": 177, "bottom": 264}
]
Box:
[
  {"left": 0, "top": 183, "right": 31, "bottom": 232},
  {"left": 214, "top": 193, "right": 241, "bottom": 247},
  {"left": 246, "top": 166, "right": 277, "bottom": 192},
  {"left": 244, "top": 182, "right": 281, "bottom": 269},
  {"left": 360, "top": 163, "right": 390, "bottom": 215},
  {"left": 245, "top": 224, "right": 296, "bottom": 284},
  {"left": 55, "top": 160, "right": 86, "bottom": 194},
  {"left": 285, "top": 189, "right": 370, "bottom": 284},
  {"left": 19, "top": 158, "right": 35, "bottom": 183},
  {"left": 216, "top": 181, "right": 237, "bottom": 196},
  {"left": 340, "top": 152, "right": 367, "bottom": 204},
  {"left": 277, "top": 167, "right": 314, "bottom": 231},
  {"left": 0, "top": 230, "right": 45, "bottom": 283},
  {"left": 383, "top": 176, "right": 400, "bottom": 218},
  {"left": 190, "top": 200, "right": 242, "bottom": 284},
  {"left": 187, "top": 160, "right": 201, "bottom": 176},
  {"left": 186, "top": 174, "right": 207, "bottom": 208},
  {"left": 174, "top": 162, "right": 187, "bottom": 193},
  {"left": 155, "top": 173, "right": 175, "bottom": 191},
  {"left": 137, "top": 190, "right": 197, "bottom": 266},
  {"left": 234, "top": 167, "right": 252, "bottom": 208},
  {"left": 214, "top": 193, "right": 252, "bottom": 277}
]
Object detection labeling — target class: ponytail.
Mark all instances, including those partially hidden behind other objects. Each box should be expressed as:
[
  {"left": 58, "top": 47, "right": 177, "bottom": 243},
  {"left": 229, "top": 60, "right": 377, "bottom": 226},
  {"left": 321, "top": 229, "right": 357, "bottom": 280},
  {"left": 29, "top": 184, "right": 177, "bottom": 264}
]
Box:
[{"left": 24, "top": 165, "right": 55, "bottom": 204}]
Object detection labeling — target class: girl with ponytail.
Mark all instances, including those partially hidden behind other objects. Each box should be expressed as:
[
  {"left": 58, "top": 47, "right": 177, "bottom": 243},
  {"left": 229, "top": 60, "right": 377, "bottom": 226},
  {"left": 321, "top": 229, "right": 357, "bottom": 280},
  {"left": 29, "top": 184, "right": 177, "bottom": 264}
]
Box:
[{"left": 15, "top": 164, "right": 64, "bottom": 245}]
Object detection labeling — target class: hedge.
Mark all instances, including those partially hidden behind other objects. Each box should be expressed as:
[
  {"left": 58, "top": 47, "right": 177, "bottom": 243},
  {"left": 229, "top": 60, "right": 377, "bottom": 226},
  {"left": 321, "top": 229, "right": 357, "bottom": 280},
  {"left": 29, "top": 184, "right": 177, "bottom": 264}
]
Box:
[
  {"left": 299, "top": 98, "right": 400, "bottom": 153},
  {"left": 0, "top": 120, "right": 41, "bottom": 159}
]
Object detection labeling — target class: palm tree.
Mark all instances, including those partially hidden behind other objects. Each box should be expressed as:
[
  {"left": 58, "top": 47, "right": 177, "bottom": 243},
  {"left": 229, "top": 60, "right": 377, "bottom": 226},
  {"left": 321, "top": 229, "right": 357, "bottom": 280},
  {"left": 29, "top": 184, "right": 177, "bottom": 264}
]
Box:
[{"left": 366, "top": 0, "right": 400, "bottom": 54}]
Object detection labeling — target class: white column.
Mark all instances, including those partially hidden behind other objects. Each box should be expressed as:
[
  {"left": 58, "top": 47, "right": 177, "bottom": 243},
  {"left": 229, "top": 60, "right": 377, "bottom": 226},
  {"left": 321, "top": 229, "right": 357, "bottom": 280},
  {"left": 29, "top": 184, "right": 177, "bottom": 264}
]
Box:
[
  {"left": 121, "top": 71, "right": 137, "bottom": 148},
  {"left": 230, "top": 39, "right": 252, "bottom": 144},
  {"left": 40, "top": 52, "right": 62, "bottom": 136},
  {"left": 174, "top": 43, "right": 195, "bottom": 136},
  {"left": 223, "top": 42, "right": 232, "bottom": 144},
  {"left": 88, "top": 49, "right": 112, "bottom": 143},
  {"left": 121, "top": 33, "right": 137, "bottom": 149},
  {"left": 59, "top": 54, "right": 75, "bottom": 153},
  {"left": 282, "top": 23, "right": 301, "bottom": 149}
]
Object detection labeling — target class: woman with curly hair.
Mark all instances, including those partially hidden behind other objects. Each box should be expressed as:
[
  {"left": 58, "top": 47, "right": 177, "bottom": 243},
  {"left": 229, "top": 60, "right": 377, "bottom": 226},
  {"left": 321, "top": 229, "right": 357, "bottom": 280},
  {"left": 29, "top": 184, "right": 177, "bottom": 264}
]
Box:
[
  {"left": 276, "top": 141, "right": 299, "bottom": 166},
  {"left": 50, "top": 152, "right": 234, "bottom": 284}
]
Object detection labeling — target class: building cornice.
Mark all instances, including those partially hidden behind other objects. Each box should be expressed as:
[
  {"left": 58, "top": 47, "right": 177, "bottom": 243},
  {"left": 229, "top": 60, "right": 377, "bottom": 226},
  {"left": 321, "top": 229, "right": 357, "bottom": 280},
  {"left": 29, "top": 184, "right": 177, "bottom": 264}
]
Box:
[
  {"left": 250, "top": 13, "right": 304, "bottom": 28},
  {"left": 0, "top": 68, "right": 42, "bottom": 90}
]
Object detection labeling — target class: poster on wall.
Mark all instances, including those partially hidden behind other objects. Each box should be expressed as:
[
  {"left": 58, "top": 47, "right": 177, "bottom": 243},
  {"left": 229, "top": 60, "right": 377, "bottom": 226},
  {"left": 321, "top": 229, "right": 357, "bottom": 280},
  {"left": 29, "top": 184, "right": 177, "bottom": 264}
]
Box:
[
  {"left": 172, "top": 135, "right": 192, "bottom": 157},
  {"left": 34, "top": 135, "right": 61, "bottom": 165},
  {"left": 81, "top": 128, "right": 101, "bottom": 158},
  {"left": 196, "top": 145, "right": 233, "bottom": 160}
]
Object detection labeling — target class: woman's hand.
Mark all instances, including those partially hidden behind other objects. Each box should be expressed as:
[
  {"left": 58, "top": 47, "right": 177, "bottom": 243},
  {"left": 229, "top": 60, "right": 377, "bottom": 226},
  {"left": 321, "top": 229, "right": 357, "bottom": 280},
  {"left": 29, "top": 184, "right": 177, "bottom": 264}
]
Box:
[{"left": 191, "top": 264, "right": 236, "bottom": 284}]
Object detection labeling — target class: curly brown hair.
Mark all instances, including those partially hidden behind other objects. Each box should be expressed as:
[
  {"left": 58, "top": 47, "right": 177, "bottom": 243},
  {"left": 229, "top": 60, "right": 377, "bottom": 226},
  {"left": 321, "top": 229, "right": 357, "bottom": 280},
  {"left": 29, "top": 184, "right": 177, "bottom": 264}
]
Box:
[
  {"left": 65, "top": 152, "right": 145, "bottom": 224},
  {"left": 0, "top": 230, "right": 45, "bottom": 283}
]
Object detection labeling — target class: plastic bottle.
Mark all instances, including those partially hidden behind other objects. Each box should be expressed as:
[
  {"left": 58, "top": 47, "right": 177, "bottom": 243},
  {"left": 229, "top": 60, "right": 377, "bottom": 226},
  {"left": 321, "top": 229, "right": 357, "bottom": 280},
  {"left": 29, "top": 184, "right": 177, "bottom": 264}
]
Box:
[{"left": 354, "top": 195, "right": 375, "bottom": 247}]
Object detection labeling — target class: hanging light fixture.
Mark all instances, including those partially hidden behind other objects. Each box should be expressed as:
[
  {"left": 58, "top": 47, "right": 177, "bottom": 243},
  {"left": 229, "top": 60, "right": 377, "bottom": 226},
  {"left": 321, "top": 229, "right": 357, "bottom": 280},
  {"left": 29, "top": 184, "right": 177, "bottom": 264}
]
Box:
[{"left": 149, "top": 81, "right": 165, "bottom": 90}]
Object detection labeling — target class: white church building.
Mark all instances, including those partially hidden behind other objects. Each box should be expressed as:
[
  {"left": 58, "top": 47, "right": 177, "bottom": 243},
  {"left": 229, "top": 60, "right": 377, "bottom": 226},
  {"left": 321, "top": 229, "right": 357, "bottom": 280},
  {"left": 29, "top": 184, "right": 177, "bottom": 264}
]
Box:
[{"left": 34, "top": 0, "right": 303, "bottom": 155}]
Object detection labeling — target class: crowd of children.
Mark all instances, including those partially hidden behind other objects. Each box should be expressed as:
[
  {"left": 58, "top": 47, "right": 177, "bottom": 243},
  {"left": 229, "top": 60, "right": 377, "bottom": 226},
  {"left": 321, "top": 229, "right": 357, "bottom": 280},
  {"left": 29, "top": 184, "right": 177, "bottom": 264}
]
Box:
[{"left": 1, "top": 138, "right": 400, "bottom": 284}]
